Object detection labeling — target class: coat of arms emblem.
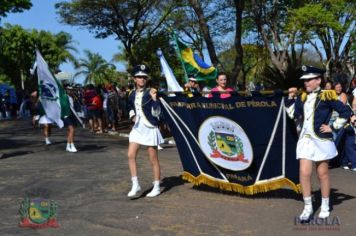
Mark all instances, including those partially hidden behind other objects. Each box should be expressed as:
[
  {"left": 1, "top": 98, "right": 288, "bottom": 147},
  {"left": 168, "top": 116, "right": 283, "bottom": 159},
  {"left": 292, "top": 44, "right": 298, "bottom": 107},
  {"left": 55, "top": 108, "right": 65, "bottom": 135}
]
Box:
[
  {"left": 199, "top": 117, "right": 253, "bottom": 171},
  {"left": 39, "top": 81, "right": 58, "bottom": 101},
  {"left": 19, "top": 197, "right": 59, "bottom": 228}
]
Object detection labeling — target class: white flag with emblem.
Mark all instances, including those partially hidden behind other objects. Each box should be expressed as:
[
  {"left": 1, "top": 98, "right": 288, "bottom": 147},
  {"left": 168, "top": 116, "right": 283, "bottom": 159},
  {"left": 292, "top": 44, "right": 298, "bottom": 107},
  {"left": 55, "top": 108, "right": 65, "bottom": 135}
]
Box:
[{"left": 36, "top": 49, "right": 68, "bottom": 128}]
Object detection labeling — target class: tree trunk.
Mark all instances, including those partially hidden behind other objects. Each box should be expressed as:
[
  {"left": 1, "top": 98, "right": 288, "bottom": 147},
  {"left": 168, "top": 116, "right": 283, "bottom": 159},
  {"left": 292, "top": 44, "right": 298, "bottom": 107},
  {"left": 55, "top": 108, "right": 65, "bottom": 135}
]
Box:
[
  {"left": 231, "top": 0, "right": 245, "bottom": 88},
  {"left": 188, "top": 0, "right": 219, "bottom": 67}
]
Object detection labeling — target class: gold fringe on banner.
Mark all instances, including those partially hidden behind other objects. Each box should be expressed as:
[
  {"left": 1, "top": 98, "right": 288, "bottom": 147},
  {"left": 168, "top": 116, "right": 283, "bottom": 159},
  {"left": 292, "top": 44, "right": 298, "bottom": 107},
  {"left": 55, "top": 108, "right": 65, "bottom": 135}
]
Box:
[{"left": 182, "top": 172, "right": 301, "bottom": 195}]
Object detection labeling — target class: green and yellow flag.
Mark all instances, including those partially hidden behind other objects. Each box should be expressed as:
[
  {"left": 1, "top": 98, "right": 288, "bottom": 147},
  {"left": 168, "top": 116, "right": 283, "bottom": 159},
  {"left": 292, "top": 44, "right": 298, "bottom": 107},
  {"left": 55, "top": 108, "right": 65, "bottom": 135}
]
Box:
[{"left": 174, "top": 34, "right": 218, "bottom": 83}]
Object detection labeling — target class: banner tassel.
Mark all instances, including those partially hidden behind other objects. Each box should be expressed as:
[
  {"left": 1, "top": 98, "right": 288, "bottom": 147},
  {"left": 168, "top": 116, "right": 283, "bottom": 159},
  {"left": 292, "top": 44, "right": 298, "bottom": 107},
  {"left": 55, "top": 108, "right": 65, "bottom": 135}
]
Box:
[{"left": 182, "top": 172, "right": 301, "bottom": 195}]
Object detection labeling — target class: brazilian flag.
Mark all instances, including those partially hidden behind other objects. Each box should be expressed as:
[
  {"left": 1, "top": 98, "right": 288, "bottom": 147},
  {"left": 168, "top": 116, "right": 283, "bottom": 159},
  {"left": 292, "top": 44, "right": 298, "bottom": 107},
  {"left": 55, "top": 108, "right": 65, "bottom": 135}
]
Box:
[{"left": 174, "top": 33, "right": 218, "bottom": 83}]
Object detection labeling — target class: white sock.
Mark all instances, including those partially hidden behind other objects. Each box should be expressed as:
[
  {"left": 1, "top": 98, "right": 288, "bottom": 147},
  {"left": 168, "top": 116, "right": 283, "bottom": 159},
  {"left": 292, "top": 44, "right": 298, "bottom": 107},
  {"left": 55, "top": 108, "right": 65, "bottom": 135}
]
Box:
[
  {"left": 45, "top": 137, "right": 50, "bottom": 142},
  {"left": 303, "top": 196, "right": 313, "bottom": 211},
  {"left": 321, "top": 197, "right": 329, "bottom": 211},
  {"left": 153, "top": 180, "right": 160, "bottom": 188},
  {"left": 131, "top": 176, "right": 138, "bottom": 183}
]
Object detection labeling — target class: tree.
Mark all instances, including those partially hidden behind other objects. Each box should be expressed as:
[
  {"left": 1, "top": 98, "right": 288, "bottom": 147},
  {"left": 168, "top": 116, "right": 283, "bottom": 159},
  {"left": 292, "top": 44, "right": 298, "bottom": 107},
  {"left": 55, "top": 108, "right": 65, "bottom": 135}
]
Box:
[
  {"left": 0, "top": 24, "right": 77, "bottom": 90},
  {"left": 113, "top": 32, "right": 185, "bottom": 85},
  {"left": 219, "top": 43, "right": 269, "bottom": 87},
  {"left": 248, "top": 1, "right": 293, "bottom": 76},
  {"left": 75, "top": 49, "right": 115, "bottom": 85},
  {"left": 0, "top": 0, "right": 32, "bottom": 20},
  {"left": 288, "top": 0, "right": 355, "bottom": 78},
  {"left": 188, "top": 0, "right": 219, "bottom": 66},
  {"left": 55, "top": 0, "right": 177, "bottom": 66}
]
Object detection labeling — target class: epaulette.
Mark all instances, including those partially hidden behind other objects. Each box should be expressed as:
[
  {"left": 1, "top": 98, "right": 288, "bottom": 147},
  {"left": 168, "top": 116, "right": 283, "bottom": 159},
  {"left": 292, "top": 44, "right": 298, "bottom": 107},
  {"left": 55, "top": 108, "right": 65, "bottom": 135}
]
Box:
[
  {"left": 319, "top": 90, "right": 338, "bottom": 101},
  {"left": 297, "top": 89, "right": 308, "bottom": 102},
  {"left": 300, "top": 91, "right": 307, "bottom": 102}
]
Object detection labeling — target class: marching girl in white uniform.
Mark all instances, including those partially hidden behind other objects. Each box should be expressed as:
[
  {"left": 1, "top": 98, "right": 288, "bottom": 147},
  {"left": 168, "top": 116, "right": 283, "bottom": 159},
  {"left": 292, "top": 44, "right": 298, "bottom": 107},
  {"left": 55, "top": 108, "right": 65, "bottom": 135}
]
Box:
[
  {"left": 286, "top": 65, "right": 351, "bottom": 221},
  {"left": 127, "top": 64, "right": 164, "bottom": 198}
]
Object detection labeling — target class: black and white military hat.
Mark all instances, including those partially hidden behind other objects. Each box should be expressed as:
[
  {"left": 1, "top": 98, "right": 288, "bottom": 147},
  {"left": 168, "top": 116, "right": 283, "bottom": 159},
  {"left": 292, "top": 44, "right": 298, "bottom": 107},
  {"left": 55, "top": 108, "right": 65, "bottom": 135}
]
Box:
[
  {"left": 188, "top": 74, "right": 197, "bottom": 82},
  {"left": 300, "top": 65, "right": 325, "bottom": 80},
  {"left": 133, "top": 64, "right": 149, "bottom": 77}
]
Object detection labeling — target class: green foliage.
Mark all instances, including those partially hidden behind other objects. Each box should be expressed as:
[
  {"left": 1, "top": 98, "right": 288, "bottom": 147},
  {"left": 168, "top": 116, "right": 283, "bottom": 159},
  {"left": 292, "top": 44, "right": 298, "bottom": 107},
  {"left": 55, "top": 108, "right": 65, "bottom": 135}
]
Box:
[
  {"left": 75, "top": 49, "right": 115, "bottom": 85},
  {"left": 218, "top": 44, "right": 269, "bottom": 85},
  {"left": 0, "top": 73, "right": 11, "bottom": 84},
  {"left": 287, "top": 0, "right": 355, "bottom": 74},
  {"left": 0, "top": 0, "right": 32, "bottom": 19},
  {"left": 113, "top": 32, "right": 185, "bottom": 86},
  {"left": 55, "top": 0, "right": 177, "bottom": 67},
  {"left": 0, "top": 24, "right": 77, "bottom": 90}
]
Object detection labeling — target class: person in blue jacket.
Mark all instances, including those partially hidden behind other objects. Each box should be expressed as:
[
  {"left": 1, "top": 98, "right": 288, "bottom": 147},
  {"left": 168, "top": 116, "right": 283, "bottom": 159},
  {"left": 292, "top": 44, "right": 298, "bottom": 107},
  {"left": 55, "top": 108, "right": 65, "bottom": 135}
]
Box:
[
  {"left": 286, "top": 65, "right": 352, "bottom": 221},
  {"left": 126, "top": 64, "right": 164, "bottom": 198}
]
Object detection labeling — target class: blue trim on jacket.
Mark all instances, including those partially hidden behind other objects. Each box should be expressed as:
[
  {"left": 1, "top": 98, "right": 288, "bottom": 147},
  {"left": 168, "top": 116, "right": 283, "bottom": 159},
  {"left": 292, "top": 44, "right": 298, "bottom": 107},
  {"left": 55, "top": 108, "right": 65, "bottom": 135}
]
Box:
[{"left": 128, "top": 88, "right": 160, "bottom": 126}]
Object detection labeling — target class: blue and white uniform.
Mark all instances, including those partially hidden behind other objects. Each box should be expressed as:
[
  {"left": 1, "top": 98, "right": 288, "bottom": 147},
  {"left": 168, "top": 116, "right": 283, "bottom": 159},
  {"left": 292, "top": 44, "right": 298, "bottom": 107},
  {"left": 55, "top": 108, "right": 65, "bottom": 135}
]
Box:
[
  {"left": 128, "top": 88, "right": 164, "bottom": 146},
  {"left": 286, "top": 89, "right": 351, "bottom": 161}
]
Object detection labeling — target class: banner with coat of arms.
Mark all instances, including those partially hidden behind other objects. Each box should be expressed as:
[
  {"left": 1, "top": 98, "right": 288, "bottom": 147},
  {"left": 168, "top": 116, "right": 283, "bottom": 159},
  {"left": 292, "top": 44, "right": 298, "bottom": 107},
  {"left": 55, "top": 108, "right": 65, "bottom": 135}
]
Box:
[{"left": 160, "top": 92, "right": 301, "bottom": 195}]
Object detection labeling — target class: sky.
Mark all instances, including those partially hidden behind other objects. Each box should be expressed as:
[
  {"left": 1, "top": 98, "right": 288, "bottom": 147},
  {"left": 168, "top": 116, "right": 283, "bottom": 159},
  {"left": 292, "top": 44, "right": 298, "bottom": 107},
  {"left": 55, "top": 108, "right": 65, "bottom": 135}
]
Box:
[{"left": 2, "top": 0, "right": 125, "bottom": 84}]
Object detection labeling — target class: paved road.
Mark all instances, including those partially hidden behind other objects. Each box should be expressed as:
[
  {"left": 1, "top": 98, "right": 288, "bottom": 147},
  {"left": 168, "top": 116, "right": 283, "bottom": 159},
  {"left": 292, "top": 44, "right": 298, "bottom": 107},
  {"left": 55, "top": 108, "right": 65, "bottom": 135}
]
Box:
[{"left": 0, "top": 119, "right": 355, "bottom": 235}]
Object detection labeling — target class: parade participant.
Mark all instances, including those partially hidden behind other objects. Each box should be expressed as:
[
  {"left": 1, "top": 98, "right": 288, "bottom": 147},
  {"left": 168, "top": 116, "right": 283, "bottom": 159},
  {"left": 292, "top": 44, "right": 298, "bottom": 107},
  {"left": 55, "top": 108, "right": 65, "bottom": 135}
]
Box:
[
  {"left": 340, "top": 114, "right": 356, "bottom": 171},
  {"left": 63, "top": 86, "right": 83, "bottom": 153},
  {"left": 323, "top": 80, "right": 333, "bottom": 90},
  {"left": 286, "top": 65, "right": 351, "bottom": 220},
  {"left": 329, "top": 82, "right": 349, "bottom": 140},
  {"left": 83, "top": 84, "right": 97, "bottom": 133},
  {"left": 39, "top": 113, "right": 53, "bottom": 145},
  {"left": 208, "top": 72, "right": 234, "bottom": 99},
  {"left": 30, "top": 90, "right": 40, "bottom": 128},
  {"left": 184, "top": 75, "right": 200, "bottom": 97},
  {"left": 127, "top": 64, "right": 164, "bottom": 198}
]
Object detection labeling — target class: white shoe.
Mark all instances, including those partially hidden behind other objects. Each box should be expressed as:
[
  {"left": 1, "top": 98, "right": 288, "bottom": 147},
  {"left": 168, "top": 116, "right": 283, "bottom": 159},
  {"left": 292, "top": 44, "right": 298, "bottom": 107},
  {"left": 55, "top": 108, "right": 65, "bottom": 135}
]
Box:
[
  {"left": 299, "top": 208, "right": 313, "bottom": 221},
  {"left": 127, "top": 184, "right": 141, "bottom": 197},
  {"left": 66, "top": 144, "right": 78, "bottom": 153},
  {"left": 45, "top": 139, "right": 51, "bottom": 145},
  {"left": 158, "top": 145, "right": 163, "bottom": 150},
  {"left": 70, "top": 144, "right": 77, "bottom": 152},
  {"left": 146, "top": 187, "right": 160, "bottom": 197},
  {"left": 318, "top": 208, "right": 330, "bottom": 219},
  {"left": 342, "top": 166, "right": 350, "bottom": 170},
  {"left": 351, "top": 168, "right": 356, "bottom": 172}
]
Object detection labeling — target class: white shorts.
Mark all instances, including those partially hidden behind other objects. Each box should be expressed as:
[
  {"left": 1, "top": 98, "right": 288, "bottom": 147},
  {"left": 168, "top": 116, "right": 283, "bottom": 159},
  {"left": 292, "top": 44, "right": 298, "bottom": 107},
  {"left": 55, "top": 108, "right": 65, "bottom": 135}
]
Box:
[
  {"left": 297, "top": 135, "right": 337, "bottom": 161},
  {"left": 129, "top": 120, "right": 164, "bottom": 146}
]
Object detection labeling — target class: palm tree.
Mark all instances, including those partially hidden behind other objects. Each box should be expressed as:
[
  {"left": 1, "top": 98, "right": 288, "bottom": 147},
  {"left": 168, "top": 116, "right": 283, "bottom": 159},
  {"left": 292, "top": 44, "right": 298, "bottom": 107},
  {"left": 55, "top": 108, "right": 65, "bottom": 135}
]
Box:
[
  {"left": 55, "top": 31, "right": 78, "bottom": 68},
  {"left": 75, "top": 49, "right": 115, "bottom": 85}
]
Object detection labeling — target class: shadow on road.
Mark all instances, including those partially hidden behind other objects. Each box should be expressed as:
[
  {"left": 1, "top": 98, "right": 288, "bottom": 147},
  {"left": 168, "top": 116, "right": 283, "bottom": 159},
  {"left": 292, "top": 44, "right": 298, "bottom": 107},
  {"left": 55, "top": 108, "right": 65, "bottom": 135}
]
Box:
[
  {"left": 79, "top": 144, "right": 107, "bottom": 151},
  {"left": 0, "top": 150, "right": 34, "bottom": 159},
  {"left": 129, "top": 176, "right": 186, "bottom": 200},
  {"left": 312, "top": 188, "right": 355, "bottom": 213}
]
